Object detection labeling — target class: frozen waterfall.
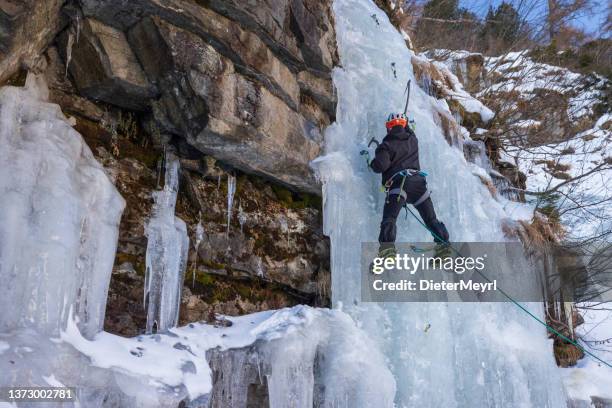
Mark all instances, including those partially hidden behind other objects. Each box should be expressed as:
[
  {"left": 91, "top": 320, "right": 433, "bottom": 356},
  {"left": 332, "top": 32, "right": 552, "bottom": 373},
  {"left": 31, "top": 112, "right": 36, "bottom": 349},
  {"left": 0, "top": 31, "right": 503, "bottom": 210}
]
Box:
[
  {"left": 0, "top": 74, "right": 124, "bottom": 339},
  {"left": 313, "top": 0, "right": 568, "bottom": 406},
  {"left": 144, "top": 153, "right": 189, "bottom": 334}
]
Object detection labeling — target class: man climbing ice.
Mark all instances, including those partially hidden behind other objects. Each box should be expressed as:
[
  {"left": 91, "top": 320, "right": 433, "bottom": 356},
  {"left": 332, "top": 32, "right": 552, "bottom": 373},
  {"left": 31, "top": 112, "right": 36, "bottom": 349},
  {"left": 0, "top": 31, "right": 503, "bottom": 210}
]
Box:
[{"left": 368, "top": 112, "right": 449, "bottom": 259}]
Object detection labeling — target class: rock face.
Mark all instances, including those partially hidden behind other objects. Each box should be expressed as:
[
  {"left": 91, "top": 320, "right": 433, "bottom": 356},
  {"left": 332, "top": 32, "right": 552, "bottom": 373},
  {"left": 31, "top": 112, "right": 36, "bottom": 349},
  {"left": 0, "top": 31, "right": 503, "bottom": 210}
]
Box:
[
  {"left": 0, "top": 0, "right": 65, "bottom": 83},
  {"left": 22, "top": 33, "right": 331, "bottom": 337},
  {"left": 59, "top": 18, "right": 158, "bottom": 111},
  {"left": 58, "top": 0, "right": 339, "bottom": 193}
]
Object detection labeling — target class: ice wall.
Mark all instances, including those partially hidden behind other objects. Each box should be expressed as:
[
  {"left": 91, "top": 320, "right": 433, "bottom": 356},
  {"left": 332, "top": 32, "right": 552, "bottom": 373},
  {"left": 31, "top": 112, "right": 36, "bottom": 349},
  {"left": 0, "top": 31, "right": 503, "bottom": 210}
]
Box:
[
  {"left": 144, "top": 154, "right": 189, "bottom": 333},
  {"left": 0, "top": 74, "right": 124, "bottom": 339},
  {"left": 313, "top": 0, "right": 568, "bottom": 406}
]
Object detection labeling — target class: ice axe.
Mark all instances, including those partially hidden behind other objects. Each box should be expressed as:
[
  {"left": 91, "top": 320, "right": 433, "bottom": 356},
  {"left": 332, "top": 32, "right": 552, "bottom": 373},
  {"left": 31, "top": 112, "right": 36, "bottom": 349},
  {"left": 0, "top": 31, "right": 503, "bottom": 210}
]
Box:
[
  {"left": 360, "top": 137, "right": 379, "bottom": 169},
  {"left": 403, "top": 79, "right": 411, "bottom": 116}
]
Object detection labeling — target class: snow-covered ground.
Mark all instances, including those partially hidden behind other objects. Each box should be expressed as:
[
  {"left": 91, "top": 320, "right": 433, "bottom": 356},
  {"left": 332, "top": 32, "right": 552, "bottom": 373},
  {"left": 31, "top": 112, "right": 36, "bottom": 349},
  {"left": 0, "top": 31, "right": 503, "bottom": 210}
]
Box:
[{"left": 0, "top": 305, "right": 394, "bottom": 406}]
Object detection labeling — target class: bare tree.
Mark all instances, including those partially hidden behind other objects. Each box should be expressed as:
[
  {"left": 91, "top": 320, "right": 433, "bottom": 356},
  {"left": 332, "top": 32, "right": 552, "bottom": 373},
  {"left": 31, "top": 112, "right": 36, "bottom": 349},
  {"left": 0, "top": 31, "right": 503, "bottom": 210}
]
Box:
[{"left": 547, "top": 0, "right": 593, "bottom": 43}]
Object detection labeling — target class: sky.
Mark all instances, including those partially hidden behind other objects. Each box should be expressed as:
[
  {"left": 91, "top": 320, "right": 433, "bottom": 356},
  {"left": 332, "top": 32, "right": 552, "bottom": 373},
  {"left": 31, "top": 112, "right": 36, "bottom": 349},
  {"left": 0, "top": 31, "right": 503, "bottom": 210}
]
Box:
[{"left": 458, "top": 0, "right": 609, "bottom": 37}]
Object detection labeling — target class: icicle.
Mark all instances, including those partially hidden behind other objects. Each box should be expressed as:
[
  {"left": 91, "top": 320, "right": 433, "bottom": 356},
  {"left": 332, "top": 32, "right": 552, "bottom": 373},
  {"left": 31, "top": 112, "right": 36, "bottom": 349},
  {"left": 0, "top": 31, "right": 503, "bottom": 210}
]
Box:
[
  {"left": 419, "top": 72, "right": 433, "bottom": 97},
  {"left": 144, "top": 152, "right": 189, "bottom": 334},
  {"left": 65, "top": 31, "right": 75, "bottom": 78},
  {"left": 237, "top": 201, "right": 246, "bottom": 233},
  {"left": 564, "top": 302, "right": 574, "bottom": 338},
  {"left": 192, "top": 219, "right": 205, "bottom": 287},
  {"left": 255, "top": 257, "right": 264, "bottom": 277},
  {"left": 226, "top": 174, "right": 236, "bottom": 236},
  {"left": 75, "top": 14, "right": 81, "bottom": 43},
  {"left": 279, "top": 217, "right": 289, "bottom": 247}
]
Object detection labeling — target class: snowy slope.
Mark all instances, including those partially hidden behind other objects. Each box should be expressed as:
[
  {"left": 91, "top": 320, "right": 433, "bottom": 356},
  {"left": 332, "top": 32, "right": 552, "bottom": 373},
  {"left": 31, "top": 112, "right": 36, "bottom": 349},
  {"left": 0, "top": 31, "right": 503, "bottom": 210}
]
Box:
[
  {"left": 432, "top": 49, "right": 611, "bottom": 241},
  {"left": 483, "top": 52, "right": 611, "bottom": 241},
  {"left": 483, "top": 51, "right": 607, "bottom": 121},
  {"left": 314, "top": 1, "right": 567, "bottom": 406}
]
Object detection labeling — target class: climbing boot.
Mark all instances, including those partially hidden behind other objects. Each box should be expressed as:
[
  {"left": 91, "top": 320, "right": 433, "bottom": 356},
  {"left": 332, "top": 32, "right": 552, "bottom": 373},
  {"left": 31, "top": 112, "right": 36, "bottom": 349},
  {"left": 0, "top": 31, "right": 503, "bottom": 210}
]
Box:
[
  {"left": 433, "top": 243, "right": 452, "bottom": 259},
  {"left": 369, "top": 246, "right": 397, "bottom": 274},
  {"left": 378, "top": 246, "right": 397, "bottom": 259}
]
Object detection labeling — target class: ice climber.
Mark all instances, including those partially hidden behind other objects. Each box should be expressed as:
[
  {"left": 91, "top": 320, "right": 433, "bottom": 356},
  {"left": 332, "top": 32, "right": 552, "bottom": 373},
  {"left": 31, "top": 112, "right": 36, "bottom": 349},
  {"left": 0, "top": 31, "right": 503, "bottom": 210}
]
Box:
[{"left": 369, "top": 113, "right": 449, "bottom": 258}]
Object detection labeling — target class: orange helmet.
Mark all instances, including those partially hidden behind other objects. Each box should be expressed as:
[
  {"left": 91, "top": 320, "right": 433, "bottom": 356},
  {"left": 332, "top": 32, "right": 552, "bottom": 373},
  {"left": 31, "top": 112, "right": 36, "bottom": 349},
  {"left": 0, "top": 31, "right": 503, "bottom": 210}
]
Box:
[{"left": 386, "top": 113, "right": 408, "bottom": 130}]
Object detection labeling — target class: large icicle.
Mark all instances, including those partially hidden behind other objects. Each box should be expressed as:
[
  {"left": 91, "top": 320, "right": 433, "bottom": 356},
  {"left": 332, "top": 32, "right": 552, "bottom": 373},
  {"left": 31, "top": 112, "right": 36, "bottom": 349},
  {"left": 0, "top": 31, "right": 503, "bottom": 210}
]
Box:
[
  {"left": 144, "top": 154, "right": 189, "bottom": 334},
  {"left": 312, "top": 0, "right": 568, "bottom": 406},
  {"left": 0, "top": 73, "right": 125, "bottom": 339}
]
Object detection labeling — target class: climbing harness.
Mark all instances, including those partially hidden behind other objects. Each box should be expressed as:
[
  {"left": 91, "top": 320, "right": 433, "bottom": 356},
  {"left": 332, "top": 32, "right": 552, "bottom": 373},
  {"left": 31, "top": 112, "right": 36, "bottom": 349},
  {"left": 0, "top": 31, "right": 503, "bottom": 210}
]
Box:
[
  {"left": 403, "top": 205, "right": 612, "bottom": 369},
  {"left": 384, "top": 169, "right": 429, "bottom": 206}
]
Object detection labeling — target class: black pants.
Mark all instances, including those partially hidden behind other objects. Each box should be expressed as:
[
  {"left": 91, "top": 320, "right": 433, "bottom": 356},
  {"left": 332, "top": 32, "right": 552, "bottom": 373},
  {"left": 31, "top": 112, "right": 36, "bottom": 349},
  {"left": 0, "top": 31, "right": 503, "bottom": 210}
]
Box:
[{"left": 378, "top": 175, "right": 448, "bottom": 248}]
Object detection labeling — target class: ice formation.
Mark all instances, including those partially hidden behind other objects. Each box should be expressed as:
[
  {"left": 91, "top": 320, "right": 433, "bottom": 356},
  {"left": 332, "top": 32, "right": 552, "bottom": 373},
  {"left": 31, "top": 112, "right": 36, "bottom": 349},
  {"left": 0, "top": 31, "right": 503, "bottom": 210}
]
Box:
[
  {"left": 226, "top": 173, "right": 236, "bottom": 235},
  {"left": 237, "top": 201, "right": 247, "bottom": 232},
  {"left": 313, "top": 0, "right": 568, "bottom": 406},
  {"left": 144, "top": 154, "right": 189, "bottom": 334},
  {"left": 192, "top": 219, "right": 205, "bottom": 286},
  {"left": 0, "top": 73, "right": 124, "bottom": 339},
  {"left": 0, "top": 76, "right": 393, "bottom": 407}
]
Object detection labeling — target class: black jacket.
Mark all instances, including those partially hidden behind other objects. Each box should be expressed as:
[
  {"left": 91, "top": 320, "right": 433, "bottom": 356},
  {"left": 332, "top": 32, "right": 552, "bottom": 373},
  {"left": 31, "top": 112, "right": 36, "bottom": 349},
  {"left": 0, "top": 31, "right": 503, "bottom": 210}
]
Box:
[{"left": 370, "top": 126, "right": 420, "bottom": 184}]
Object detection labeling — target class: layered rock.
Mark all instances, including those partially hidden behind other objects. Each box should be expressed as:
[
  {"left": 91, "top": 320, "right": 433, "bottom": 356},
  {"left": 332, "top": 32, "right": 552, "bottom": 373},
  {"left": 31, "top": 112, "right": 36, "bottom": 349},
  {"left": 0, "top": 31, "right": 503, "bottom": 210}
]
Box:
[
  {"left": 0, "top": 0, "right": 65, "bottom": 83},
  {"left": 54, "top": 0, "right": 339, "bottom": 193},
  {"left": 59, "top": 17, "right": 158, "bottom": 111}
]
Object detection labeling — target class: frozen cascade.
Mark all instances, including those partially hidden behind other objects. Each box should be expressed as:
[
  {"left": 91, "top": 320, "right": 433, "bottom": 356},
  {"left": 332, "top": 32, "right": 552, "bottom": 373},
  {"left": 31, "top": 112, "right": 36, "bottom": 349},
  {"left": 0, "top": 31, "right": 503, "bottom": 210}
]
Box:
[
  {"left": 0, "top": 73, "right": 124, "bottom": 339},
  {"left": 313, "top": 0, "right": 567, "bottom": 406},
  {"left": 0, "top": 76, "right": 394, "bottom": 407},
  {"left": 226, "top": 173, "right": 236, "bottom": 235},
  {"left": 144, "top": 153, "right": 189, "bottom": 334}
]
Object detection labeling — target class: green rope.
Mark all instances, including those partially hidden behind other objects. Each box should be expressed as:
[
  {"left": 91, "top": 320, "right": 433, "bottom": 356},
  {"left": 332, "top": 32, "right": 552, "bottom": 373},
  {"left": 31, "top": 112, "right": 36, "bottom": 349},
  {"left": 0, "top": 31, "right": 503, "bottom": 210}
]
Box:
[{"left": 404, "top": 206, "right": 612, "bottom": 368}]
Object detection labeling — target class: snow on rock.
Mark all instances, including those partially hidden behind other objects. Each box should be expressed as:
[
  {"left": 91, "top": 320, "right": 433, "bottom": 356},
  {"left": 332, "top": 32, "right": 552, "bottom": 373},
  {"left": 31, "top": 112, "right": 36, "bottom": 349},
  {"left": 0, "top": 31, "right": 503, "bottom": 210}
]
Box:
[
  {"left": 411, "top": 53, "right": 494, "bottom": 125},
  {"left": 482, "top": 51, "right": 607, "bottom": 121},
  {"left": 0, "top": 73, "right": 125, "bottom": 339},
  {"left": 144, "top": 153, "right": 189, "bottom": 334},
  {"left": 502, "top": 115, "right": 611, "bottom": 240}
]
